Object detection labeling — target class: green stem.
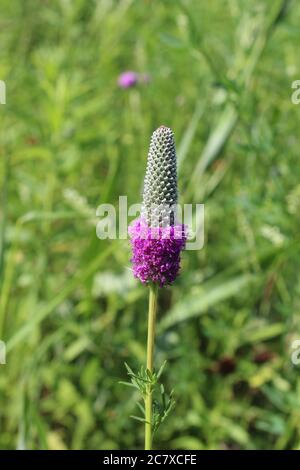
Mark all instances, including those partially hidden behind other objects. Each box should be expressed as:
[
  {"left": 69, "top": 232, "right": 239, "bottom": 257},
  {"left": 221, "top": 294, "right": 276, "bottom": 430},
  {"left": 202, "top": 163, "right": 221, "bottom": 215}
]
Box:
[{"left": 145, "top": 283, "right": 158, "bottom": 450}]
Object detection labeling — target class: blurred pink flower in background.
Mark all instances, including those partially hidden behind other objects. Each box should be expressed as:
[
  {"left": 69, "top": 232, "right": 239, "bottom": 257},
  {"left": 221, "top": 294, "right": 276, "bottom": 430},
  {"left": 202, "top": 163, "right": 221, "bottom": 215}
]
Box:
[
  {"left": 117, "top": 71, "right": 151, "bottom": 89},
  {"left": 118, "top": 71, "right": 138, "bottom": 88}
]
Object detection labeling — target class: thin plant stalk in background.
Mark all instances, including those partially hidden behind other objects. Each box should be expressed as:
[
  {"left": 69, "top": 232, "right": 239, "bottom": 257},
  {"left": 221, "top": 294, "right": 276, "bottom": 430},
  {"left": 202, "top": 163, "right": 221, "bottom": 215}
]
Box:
[{"left": 125, "top": 126, "right": 186, "bottom": 450}]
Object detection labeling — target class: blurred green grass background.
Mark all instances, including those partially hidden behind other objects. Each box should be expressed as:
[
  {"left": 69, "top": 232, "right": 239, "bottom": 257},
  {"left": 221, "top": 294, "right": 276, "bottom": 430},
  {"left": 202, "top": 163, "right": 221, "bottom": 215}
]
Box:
[{"left": 1, "top": 0, "right": 300, "bottom": 450}]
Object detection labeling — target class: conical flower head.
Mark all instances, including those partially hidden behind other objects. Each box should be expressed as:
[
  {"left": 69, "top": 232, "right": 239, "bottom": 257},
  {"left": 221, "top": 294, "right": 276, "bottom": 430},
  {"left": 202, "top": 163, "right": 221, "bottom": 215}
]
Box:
[
  {"left": 129, "top": 126, "right": 186, "bottom": 287},
  {"left": 142, "top": 126, "right": 178, "bottom": 226}
]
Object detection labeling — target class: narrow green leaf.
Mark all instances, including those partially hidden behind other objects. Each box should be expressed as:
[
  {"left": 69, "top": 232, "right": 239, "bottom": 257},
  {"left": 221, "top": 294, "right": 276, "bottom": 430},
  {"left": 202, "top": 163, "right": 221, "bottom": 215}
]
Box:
[
  {"left": 156, "top": 360, "right": 167, "bottom": 380},
  {"left": 6, "top": 245, "right": 114, "bottom": 352},
  {"left": 158, "top": 274, "right": 254, "bottom": 331},
  {"left": 130, "top": 415, "right": 147, "bottom": 423},
  {"left": 118, "top": 381, "right": 139, "bottom": 389}
]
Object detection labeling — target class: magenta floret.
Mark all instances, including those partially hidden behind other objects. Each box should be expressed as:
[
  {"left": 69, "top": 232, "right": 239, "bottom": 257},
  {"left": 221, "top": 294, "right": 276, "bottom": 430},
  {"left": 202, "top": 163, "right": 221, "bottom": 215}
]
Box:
[
  {"left": 129, "top": 219, "right": 186, "bottom": 287},
  {"left": 118, "top": 71, "right": 138, "bottom": 88}
]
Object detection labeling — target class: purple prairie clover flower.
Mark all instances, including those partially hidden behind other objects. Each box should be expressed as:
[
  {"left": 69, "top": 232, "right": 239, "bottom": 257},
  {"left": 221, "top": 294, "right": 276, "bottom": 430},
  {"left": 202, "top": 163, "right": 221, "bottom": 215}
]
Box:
[
  {"left": 118, "top": 71, "right": 138, "bottom": 88},
  {"left": 125, "top": 126, "right": 186, "bottom": 450},
  {"left": 118, "top": 71, "right": 151, "bottom": 89},
  {"left": 129, "top": 219, "right": 186, "bottom": 287},
  {"left": 129, "top": 126, "right": 187, "bottom": 287}
]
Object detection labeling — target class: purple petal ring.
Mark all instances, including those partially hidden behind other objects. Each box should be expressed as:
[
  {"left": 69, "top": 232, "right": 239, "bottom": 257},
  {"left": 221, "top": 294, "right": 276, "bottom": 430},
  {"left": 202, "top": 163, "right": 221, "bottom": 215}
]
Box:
[{"left": 129, "top": 218, "right": 187, "bottom": 287}]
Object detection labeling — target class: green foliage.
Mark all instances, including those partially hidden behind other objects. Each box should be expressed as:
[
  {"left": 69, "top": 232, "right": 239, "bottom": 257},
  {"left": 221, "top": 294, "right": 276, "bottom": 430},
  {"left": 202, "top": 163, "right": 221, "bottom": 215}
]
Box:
[
  {"left": 121, "top": 361, "right": 175, "bottom": 435},
  {"left": 0, "top": 0, "right": 300, "bottom": 450}
]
